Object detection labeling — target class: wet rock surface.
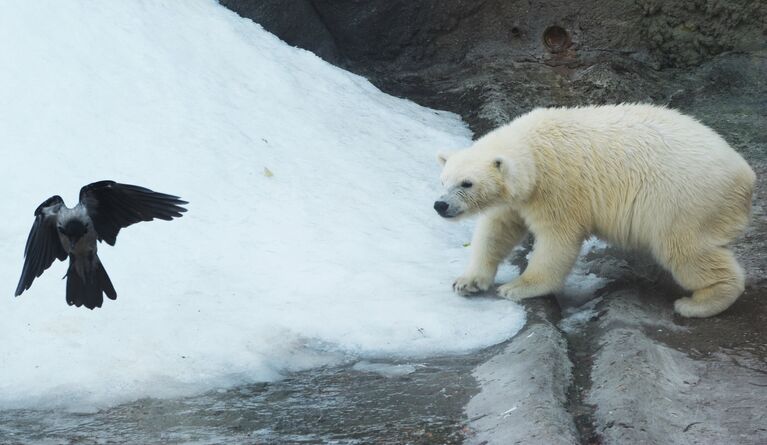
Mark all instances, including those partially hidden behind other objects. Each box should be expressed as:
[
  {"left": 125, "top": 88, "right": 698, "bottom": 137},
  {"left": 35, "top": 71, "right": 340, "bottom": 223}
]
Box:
[
  {"left": 560, "top": 223, "right": 767, "bottom": 444},
  {"left": 0, "top": 355, "right": 487, "bottom": 444},
  {"left": 466, "top": 302, "right": 578, "bottom": 445},
  {"left": 232, "top": 2, "right": 767, "bottom": 444}
]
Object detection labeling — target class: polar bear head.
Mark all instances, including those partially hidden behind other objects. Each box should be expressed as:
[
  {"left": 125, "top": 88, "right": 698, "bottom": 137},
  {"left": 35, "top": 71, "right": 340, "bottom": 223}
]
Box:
[{"left": 434, "top": 145, "right": 536, "bottom": 219}]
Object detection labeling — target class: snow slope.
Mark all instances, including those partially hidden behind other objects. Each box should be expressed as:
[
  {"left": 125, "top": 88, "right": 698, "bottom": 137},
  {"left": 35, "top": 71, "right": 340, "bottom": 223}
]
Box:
[{"left": 0, "top": 1, "right": 526, "bottom": 409}]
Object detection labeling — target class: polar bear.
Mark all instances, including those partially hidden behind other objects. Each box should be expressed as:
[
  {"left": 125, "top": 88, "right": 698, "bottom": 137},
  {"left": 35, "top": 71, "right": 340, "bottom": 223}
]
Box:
[{"left": 434, "top": 104, "right": 755, "bottom": 318}]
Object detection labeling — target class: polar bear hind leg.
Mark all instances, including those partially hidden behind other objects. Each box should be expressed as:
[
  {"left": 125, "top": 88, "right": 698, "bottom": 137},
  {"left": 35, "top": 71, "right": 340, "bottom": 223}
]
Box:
[
  {"left": 662, "top": 183, "right": 752, "bottom": 318},
  {"left": 661, "top": 241, "right": 745, "bottom": 318}
]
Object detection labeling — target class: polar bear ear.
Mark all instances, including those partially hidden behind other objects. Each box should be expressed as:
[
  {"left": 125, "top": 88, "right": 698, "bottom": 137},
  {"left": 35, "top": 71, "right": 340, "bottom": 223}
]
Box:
[
  {"left": 437, "top": 149, "right": 459, "bottom": 166},
  {"left": 494, "top": 155, "right": 536, "bottom": 200},
  {"left": 493, "top": 157, "right": 509, "bottom": 173}
]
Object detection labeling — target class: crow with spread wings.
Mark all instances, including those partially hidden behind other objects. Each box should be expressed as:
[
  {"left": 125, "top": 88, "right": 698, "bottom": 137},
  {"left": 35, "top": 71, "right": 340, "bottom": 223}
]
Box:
[{"left": 15, "top": 181, "right": 188, "bottom": 309}]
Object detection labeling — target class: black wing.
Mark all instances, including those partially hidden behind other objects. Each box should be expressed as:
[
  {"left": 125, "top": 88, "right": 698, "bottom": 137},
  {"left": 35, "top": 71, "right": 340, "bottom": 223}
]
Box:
[
  {"left": 15, "top": 195, "right": 68, "bottom": 296},
  {"left": 79, "top": 180, "right": 188, "bottom": 246}
]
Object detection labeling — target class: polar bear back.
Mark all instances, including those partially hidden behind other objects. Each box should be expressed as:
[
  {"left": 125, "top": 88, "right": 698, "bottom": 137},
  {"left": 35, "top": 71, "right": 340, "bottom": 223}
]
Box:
[{"left": 479, "top": 104, "right": 756, "bottom": 249}]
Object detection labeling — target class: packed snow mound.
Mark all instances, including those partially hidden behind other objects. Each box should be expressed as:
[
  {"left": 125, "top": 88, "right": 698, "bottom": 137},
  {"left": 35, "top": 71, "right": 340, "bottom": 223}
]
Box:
[{"left": 0, "top": 1, "right": 526, "bottom": 409}]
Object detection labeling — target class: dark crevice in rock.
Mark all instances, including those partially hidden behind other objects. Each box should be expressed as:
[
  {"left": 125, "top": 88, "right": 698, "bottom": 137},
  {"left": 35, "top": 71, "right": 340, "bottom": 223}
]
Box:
[{"left": 560, "top": 310, "right": 603, "bottom": 445}]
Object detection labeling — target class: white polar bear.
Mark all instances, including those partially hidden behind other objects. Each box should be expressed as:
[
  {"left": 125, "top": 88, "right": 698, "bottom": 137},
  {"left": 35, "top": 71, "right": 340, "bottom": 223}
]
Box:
[{"left": 434, "top": 104, "right": 755, "bottom": 318}]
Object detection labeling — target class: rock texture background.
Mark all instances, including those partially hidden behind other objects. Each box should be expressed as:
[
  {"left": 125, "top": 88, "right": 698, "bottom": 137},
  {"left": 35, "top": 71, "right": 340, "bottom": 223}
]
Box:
[{"left": 222, "top": 1, "right": 766, "bottom": 443}]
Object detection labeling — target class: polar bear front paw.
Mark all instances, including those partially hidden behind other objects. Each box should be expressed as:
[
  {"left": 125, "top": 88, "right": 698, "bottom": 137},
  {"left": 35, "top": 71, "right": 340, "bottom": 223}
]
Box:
[
  {"left": 497, "top": 280, "right": 542, "bottom": 302},
  {"left": 453, "top": 274, "right": 493, "bottom": 295}
]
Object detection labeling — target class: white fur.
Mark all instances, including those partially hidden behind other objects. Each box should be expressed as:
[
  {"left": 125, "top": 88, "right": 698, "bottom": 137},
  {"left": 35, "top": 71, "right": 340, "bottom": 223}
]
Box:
[{"left": 438, "top": 104, "right": 756, "bottom": 318}]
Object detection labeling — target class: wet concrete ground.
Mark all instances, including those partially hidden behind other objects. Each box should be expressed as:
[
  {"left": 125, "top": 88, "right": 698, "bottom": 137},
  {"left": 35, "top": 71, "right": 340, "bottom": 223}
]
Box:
[{"left": 0, "top": 354, "right": 488, "bottom": 444}]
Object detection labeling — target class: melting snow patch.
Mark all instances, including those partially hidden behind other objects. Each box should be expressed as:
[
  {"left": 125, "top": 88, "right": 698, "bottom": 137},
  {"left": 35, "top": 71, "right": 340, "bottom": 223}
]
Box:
[
  {"left": 562, "top": 237, "right": 609, "bottom": 300},
  {"left": 559, "top": 297, "right": 603, "bottom": 334}
]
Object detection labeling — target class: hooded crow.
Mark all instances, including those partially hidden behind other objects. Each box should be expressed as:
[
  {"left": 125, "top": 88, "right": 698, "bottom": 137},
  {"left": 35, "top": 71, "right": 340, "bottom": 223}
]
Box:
[{"left": 15, "top": 181, "right": 188, "bottom": 309}]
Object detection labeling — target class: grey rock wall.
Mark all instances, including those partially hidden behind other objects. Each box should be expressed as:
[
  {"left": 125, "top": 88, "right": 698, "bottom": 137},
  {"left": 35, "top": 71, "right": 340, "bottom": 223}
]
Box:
[{"left": 222, "top": 0, "right": 766, "bottom": 136}]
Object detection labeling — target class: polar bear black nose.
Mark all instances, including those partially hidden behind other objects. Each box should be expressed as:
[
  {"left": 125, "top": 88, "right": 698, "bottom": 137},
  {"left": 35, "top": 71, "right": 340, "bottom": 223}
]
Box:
[{"left": 434, "top": 201, "right": 449, "bottom": 215}]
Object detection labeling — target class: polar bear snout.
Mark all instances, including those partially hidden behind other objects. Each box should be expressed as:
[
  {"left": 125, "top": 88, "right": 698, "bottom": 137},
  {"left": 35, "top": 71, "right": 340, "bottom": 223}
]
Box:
[
  {"left": 434, "top": 200, "right": 450, "bottom": 216},
  {"left": 434, "top": 196, "right": 465, "bottom": 218}
]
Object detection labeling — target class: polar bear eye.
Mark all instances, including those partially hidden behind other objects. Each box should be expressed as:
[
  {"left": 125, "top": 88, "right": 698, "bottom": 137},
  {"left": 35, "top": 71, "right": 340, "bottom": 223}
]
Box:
[{"left": 461, "top": 180, "right": 473, "bottom": 189}]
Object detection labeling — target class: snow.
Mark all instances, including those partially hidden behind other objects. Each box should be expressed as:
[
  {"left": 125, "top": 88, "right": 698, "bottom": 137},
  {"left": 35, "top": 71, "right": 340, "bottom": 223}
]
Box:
[{"left": 0, "top": 0, "right": 526, "bottom": 410}]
